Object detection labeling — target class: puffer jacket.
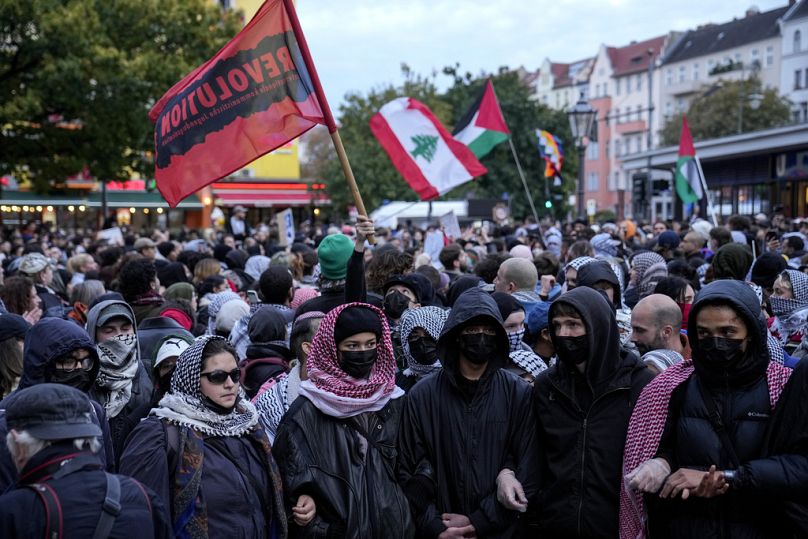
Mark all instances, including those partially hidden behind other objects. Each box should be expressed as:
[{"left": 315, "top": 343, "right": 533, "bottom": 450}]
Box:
[
  {"left": 398, "top": 287, "right": 538, "bottom": 538},
  {"left": 0, "top": 318, "right": 115, "bottom": 491},
  {"left": 649, "top": 279, "right": 808, "bottom": 539},
  {"left": 532, "top": 287, "right": 653, "bottom": 538}
]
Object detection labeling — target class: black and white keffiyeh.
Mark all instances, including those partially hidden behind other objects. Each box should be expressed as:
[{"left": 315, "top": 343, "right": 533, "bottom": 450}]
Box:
[
  {"left": 95, "top": 333, "right": 139, "bottom": 418},
  {"left": 770, "top": 269, "right": 808, "bottom": 343},
  {"left": 399, "top": 306, "right": 448, "bottom": 379},
  {"left": 151, "top": 335, "right": 258, "bottom": 437},
  {"left": 566, "top": 256, "right": 596, "bottom": 272},
  {"left": 509, "top": 349, "right": 548, "bottom": 378},
  {"left": 205, "top": 291, "right": 242, "bottom": 335}
]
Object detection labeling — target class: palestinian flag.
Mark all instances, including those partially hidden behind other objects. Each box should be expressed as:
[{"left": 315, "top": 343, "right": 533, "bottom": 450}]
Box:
[
  {"left": 674, "top": 116, "right": 703, "bottom": 204},
  {"left": 370, "top": 97, "right": 487, "bottom": 201},
  {"left": 453, "top": 79, "right": 510, "bottom": 158}
]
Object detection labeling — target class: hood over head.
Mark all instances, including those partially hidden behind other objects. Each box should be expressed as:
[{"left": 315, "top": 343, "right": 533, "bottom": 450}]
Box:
[
  {"left": 245, "top": 255, "right": 271, "bottom": 281},
  {"left": 19, "top": 318, "right": 100, "bottom": 390},
  {"left": 400, "top": 306, "right": 448, "bottom": 376},
  {"left": 549, "top": 286, "right": 631, "bottom": 391},
  {"left": 711, "top": 243, "right": 754, "bottom": 281},
  {"left": 85, "top": 299, "right": 137, "bottom": 344},
  {"left": 438, "top": 287, "right": 509, "bottom": 376},
  {"left": 445, "top": 275, "right": 483, "bottom": 308},
  {"left": 688, "top": 279, "right": 769, "bottom": 387},
  {"left": 225, "top": 249, "right": 248, "bottom": 271},
  {"left": 576, "top": 260, "right": 622, "bottom": 310}
]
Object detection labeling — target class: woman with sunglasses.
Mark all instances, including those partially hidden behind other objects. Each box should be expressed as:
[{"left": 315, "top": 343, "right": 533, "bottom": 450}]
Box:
[{"left": 119, "top": 335, "right": 287, "bottom": 539}]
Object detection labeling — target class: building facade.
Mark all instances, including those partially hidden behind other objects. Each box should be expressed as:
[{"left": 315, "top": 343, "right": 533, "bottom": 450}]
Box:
[{"left": 780, "top": 1, "right": 808, "bottom": 123}]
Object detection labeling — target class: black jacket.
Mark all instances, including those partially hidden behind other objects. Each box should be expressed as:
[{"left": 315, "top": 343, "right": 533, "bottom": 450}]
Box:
[
  {"left": 273, "top": 396, "right": 413, "bottom": 539},
  {"left": 398, "top": 287, "right": 538, "bottom": 538},
  {"left": 533, "top": 287, "right": 653, "bottom": 538},
  {"left": 649, "top": 280, "right": 808, "bottom": 539},
  {"left": 0, "top": 444, "right": 170, "bottom": 539}
]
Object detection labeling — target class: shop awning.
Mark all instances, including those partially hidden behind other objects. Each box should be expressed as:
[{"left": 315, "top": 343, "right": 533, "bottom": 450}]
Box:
[
  {"left": 0, "top": 191, "right": 203, "bottom": 209},
  {"left": 211, "top": 180, "right": 330, "bottom": 207}
]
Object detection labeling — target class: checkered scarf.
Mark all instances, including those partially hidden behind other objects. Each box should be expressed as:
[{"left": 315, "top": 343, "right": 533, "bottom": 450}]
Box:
[
  {"left": 151, "top": 335, "right": 258, "bottom": 437},
  {"left": 299, "top": 302, "right": 403, "bottom": 418},
  {"left": 770, "top": 269, "right": 808, "bottom": 343},
  {"left": 639, "top": 261, "right": 668, "bottom": 299},
  {"left": 592, "top": 233, "right": 619, "bottom": 258},
  {"left": 509, "top": 349, "right": 548, "bottom": 378},
  {"left": 566, "top": 256, "right": 596, "bottom": 272},
  {"left": 95, "top": 333, "right": 139, "bottom": 418},
  {"left": 399, "top": 306, "right": 448, "bottom": 379},
  {"left": 618, "top": 359, "right": 792, "bottom": 539},
  {"left": 631, "top": 252, "right": 665, "bottom": 283},
  {"left": 205, "top": 291, "right": 241, "bottom": 335}
]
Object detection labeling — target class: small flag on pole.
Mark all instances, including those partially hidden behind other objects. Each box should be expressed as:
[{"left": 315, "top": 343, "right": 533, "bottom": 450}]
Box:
[
  {"left": 674, "top": 116, "right": 703, "bottom": 204},
  {"left": 536, "top": 129, "right": 564, "bottom": 179},
  {"left": 369, "top": 97, "right": 487, "bottom": 201},
  {"left": 150, "top": 0, "right": 332, "bottom": 207},
  {"left": 452, "top": 79, "right": 510, "bottom": 158}
]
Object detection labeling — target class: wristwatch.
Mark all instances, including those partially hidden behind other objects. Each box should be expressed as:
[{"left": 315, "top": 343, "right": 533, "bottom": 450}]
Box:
[{"left": 722, "top": 469, "right": 738, "bottom": 489}]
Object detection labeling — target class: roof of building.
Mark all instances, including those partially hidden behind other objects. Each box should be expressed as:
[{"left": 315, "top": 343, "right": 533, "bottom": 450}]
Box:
[
  {"left": 607, "top": 36, "right": 667, "bottom": 77},
  {"left": 783, "top": 0, "right": 808, "bottom": 22},
  {"left": 663, "top": 5, "right": 788, "bottom": 64},
  {"left": 549, "top": 58, "right": 594, "bottom": 89}
]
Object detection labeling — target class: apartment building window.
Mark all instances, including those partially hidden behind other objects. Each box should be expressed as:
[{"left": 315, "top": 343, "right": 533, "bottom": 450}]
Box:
[
  {"left": 677, "top": 97, "right": 686, "bottom": 112},
  {"left": 587, "top": 140, "right": 599, "bottom": 160},
  {"left": 615, "top": 107, "right": 620, "bottom": 123},
  {"left": 636, "top": 104, "right": 642, "bottom": 121},
  {"left": 797, "top": 70, "right": 804, "bottom": 90},
  {"left": 766, "top": 46, "right": 774, "bottom": 66},
  {"left": 615, "top": 139, "right": 622, "bottom": 157},
  {"left": 612, "top": 171, "right": 620, "bottom": 190},
  {"left": 636, "top": 75, "right": 642, "bottom": 92},
  {"left": 751, "top": 49, "right": 759, "bottom": 64},
  {"left": 666, "top": 68, "right": 673, "bottom": 85},
  {"left": 665, "top": 101, "right": 673, "bottom": 118},
  {"left": 634, "top": 136, "right": 642, "bottom": 153},
  {"left": 615, "top": 78, "right": 621, "bottom": 95},
  {"left": 796, "top": 30, "right": 803, "bottom": 53},
  {"left": 678, "top": 65, "right": 686, "bottom": 82},
  {"left": 693, "top": 62, "right": 700, "bottom": 80},
  {"left": 708, "top": 59, "right": 715, "bottom": 73},
  {"left": 587, "top": 172, "right": 599, "bottom": 192},
  {"left": 734, "top": 52, "right": 742, "bottom": 63}
]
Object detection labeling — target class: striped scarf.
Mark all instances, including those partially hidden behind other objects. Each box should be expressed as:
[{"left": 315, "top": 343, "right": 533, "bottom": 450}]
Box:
[{"left": 618, "top": 359, "right": 792, "bottom": 539}]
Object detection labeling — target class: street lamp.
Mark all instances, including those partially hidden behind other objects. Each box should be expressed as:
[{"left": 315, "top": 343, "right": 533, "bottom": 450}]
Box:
[{"left": 567, "top": 93, "right": 597, "bottom": 220}]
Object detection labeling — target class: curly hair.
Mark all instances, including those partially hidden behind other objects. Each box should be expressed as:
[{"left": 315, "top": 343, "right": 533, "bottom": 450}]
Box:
[
  {"left": 0, "top": 276, "right": 36, "bottom": 315},
  {"left": 365, "top": 245, "right": 414, "bottom": 295},
  {"left": 118, "top": 258, "right": 157, "bottom": 301}
]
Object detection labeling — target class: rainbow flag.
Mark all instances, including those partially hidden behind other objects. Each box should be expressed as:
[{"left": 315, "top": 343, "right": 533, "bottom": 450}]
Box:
[{"left": 536, "top": 129, "right": 564, "bottom": 179}]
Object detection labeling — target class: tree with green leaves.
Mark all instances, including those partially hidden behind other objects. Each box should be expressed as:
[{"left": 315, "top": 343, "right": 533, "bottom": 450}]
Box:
[
  {"left": 307, "top": 64, "right": 576, "bottom": 220},
  {"left": 659, "top": 77, "right": 792, "bottom": 146},
  {"left": 0, "top": 0, "right": 242, "bottom": 191}
]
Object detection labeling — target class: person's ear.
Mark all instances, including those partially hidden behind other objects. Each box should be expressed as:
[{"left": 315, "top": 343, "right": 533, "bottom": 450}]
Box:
[{"left": 301, "top": 341, "right": 311, "bottom": 358}]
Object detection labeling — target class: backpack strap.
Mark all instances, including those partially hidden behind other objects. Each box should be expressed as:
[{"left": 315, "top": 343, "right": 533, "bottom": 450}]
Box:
[
  {"left": 91, "top": 473, "right": 121, "bottom": 539},
  {"left": 24, "top": 482, "right": 63, "bottom": 539}
]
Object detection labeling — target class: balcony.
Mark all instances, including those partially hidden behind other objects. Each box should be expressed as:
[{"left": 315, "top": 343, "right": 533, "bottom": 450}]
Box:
[{"left": 616, "top": 120, "right": 646, "bottom": 135}]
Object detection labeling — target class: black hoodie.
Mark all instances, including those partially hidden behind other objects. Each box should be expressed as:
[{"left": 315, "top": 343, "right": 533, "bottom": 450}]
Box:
[
  {"left": 576, "top": 259, "right": 622, "bottom": 311},
  {"left": 532, "top": 287, "right": 652, "bottom": 538},
  {"left": 398, "top": 287, "right": 538, "bottom": 538}
]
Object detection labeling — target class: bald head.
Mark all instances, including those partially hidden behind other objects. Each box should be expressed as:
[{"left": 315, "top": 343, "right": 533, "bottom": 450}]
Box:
[
  {"left": 495, "top": 257, "right": 538, "bottom": 294},
  {"left": 683, "top": 231, "right": 706, "bottom": 255},
  {"left": 630, "top": 294, "right": 683, "bottom": 356}
]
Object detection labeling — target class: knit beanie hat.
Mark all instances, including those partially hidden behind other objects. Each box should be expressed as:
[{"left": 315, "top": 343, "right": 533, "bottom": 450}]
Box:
[
  {"left": 215, "top": 299, "right": 250, "bottom": 335},
  {"left": 750, "top": 252, "right": 788, "bottom": 290},
  {"left": 165, "top": 282, "right": 195, "bottom": 302},
  {"left": 317, "top": 234, "right": 354, "bottom": 280},
  {"left": 333, "top": 305, "right": 382, "bottom": 346}
]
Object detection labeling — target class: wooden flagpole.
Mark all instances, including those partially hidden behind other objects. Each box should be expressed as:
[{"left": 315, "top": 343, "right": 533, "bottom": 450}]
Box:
[{"left": 283, "top": 0, "right": 374, "bottom": 242}]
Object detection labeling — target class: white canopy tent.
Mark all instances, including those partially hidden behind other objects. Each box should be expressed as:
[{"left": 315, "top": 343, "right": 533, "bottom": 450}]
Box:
[{"left": 370, "top": 200, "right": 468, "bottom": 229}]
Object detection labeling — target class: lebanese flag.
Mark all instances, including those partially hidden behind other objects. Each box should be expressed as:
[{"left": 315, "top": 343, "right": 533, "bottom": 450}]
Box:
[
  {"left": 453, "top": 79, "right": 510, "bottom": 159},
  {"left": 150, "top": 0, "right": 330, "bottom": 207},
  {"left": 674, "top": 116, "right": 703, "bottom": 204},
  {"left": 370, "top": 97, "right": 487, "bottom": 201}
]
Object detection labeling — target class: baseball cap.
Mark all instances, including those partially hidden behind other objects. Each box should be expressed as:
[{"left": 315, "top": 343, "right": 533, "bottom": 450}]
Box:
[
  {"left": 96, "top": 303, "right": 134, "bottom": 327},
  {"left": 657, "top": 230, "right": 680, "bottom": 249},
  {"left": 4, "top": 383, "right": 102, "bottom": 441},
  {"left": 154, "top": 337, "right": 191, "bottom": 368}
]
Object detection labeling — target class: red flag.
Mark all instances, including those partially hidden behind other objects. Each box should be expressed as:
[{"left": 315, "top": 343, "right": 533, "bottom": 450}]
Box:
[{"left": 150, "top": 0, "right": 332, "bottom": 207}]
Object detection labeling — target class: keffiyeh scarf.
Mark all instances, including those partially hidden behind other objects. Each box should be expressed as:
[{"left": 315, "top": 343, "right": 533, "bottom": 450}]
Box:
[
  {"left": 509, "top": 349, "right": 548, "bottom": 378},
  {"left": 770, "top": 269, "right": 808, "bottom": 344},
  {"left": 299, "top": 302, "right": 404, "bottom": 418},
  {"left": 95, "top": 333, "right": 139, "bottom": 418},
  {"left": 618, "top": 360, "right": 792, "bottom": 539},
  {"left": 151, "top": 335, "right": 259, "bottom": 437},
  {"left": 399, "top": 306, "right": 448, "bottom": 379},
  {"left": 205, "top": 291, "right": 241, "bottom": 335}
]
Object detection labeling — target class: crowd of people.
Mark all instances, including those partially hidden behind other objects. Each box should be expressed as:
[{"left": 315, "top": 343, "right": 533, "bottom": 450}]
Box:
[{"left": 0, "top": 207, "right": 807, "bottom": 538}]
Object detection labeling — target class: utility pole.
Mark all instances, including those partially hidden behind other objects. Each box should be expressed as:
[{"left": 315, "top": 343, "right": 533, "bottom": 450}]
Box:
[{"left": 646, "top": 48, "right": 655, "bottom": 222}]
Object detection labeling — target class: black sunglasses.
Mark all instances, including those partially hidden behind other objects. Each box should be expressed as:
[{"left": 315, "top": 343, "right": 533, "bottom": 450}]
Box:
[{"left": 200, "top": 368, "right": 240, "bottom": 385}]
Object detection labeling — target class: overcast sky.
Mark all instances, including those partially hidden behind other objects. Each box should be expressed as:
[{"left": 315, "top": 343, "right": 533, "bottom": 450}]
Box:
[{"left": 296, "top": 0, "right": 787, "bottom": 110}]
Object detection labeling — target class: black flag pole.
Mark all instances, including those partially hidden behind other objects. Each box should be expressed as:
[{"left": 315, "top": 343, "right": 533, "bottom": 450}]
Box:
[{"left": 507, "top": 137, "right": 540, "bottom": 224}]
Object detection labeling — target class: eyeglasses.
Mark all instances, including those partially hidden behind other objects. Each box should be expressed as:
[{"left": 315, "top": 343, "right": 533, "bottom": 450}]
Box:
[
  {"left": 460, "top": 327, "right": 497, "bottom": 336},
  {"left": 200, "top": 369, "right": 240, "bottom": 385},
  {"left": 54, "top": 355, "right": 94, "bottom": 372}
]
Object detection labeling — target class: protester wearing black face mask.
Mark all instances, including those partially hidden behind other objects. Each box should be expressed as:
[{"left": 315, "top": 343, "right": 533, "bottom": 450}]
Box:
[
  {"left": 382, "top": 275, "right": 424, "bottom": 372},
  {"left": 399, "top": 287, "right": 539, "bottom": 538},
  {"left": 530, "top": 287, "right": 653, "bottom": 538},
  {"left": 273, "top": 303, "right": 412, "bottom": 537},
  {"left": 0, "top": 318, "right": 115, "bottom": 493},
  {"left": 623, "top": 279, "right": 808, "bottom": 539},
  {"left": 396, "top": 306, "right": 448, "bottom": 393}
]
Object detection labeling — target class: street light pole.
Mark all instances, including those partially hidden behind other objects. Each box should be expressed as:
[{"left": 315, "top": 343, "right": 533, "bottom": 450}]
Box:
[
  {"left": 576, "top": 144, "right": 586, "bottom": 220},
  {"left": 567, "top": 94, "right": 597, "bottom": 222}
]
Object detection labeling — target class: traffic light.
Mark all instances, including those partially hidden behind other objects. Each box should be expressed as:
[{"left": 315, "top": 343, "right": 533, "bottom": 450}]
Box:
[
  {"left": 652, "top": 178, "right": 670, "bottom": 195},
  {"left": 545, "top": 200, "right": 552, "bottom": 209},
  {"left": 632, "top": 173, "right": 648, "bottom": 200}
]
